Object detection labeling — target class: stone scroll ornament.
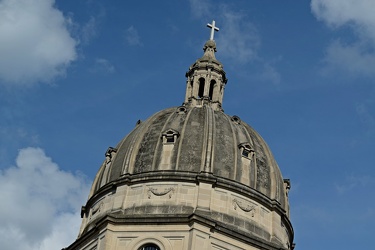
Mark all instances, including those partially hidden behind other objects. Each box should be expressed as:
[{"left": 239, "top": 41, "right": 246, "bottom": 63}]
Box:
[
  {"left": 148, "top": 187, "right": 175, "bottom": 199},
  {"left": 233, "top": 198, "right": 256, "bottom": 217}
]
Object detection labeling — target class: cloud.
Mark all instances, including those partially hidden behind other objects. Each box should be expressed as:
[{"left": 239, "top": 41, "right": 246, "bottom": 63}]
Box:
[
  {"left": 189, "top": 0, "right": 212, "bottom": 19},
  {"left": 0, "top": 147, "right": 90, "bottom": 250},
  {"left": 0, "top": 0, "right": 77, "bottom": 86},
  {"left": 81, "top": 16, "right": 98, "bottom": 45},
  {"left": 0, "top": 125, "right": 39, "bottom": 162},
  {"left": 90, "top": 58, "right": 115, "bottom": 74},
  {"left": 356, "top": 98, "right": 375, "bottom": 136},
  {"left": 216, "top": 8, "right": 261, "bottom": 64},
  {"left": 335, "top": 174, "right": 375, "bottom": 194},
  {"left": 323, "top": 40, "right": 375, "bottom": 76},
  {"left": 125, "top": 25, "right": 142, "bottom": 46},
  {"left": 258, "top": 62, "right": 281, "bottom": 86},
  {"left": 311, "top": 0, "right": 375, "bottom": 76},
  {"left": 311, "top": 0, "right": 375, "bottom": 31},
  {"left": 79, "top": 7, "right": 106, "bottom": 45}
]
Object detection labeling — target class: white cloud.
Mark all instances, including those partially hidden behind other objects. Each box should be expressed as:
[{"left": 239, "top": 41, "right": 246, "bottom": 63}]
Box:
[
  {"left": 311, "top": 0, "right": 375, "bottom": 31},
  {"left": 356, "top": 97, "right": 375, "bottom": 136},
  {"left": 216, "top": 8, "right": 261, "bottom": 64},
  {"left": 81, "top": 16, "right": 98, "bottom": 45},
  {"left": 311, "top": 0, "right": 375, "bottom": 76},
  {"left": 335, "top": 174, "right": 375, "bottom": 194},
  {"left": 323, "top": 40, "right": 375, "bottom": 76},
  {"left": 0, "top": 0, "right": 77, "bottom": 85},
  {"left": 189, "top": 0, "right": 212, "bottom": 19},
  {"left": 79, "top": 7, "right": 106, "bottom": 45},
  {"left": 259, "top": 63, "right": 281, "bottom": 86},
  {"left": 0, "top": 147, "right": 90, "bottom": 250},
  {"left": 39, "top": 211, "right": 82, "bottom": 250},
  {"left": 125, "top": 25, "right": 142, "bottom": 46},
  {"left": 90, "top": 58, "right": 115, "bottom": 74}
]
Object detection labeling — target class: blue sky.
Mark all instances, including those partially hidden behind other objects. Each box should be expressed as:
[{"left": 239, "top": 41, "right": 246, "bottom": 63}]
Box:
[{"left": 0, "top": 0, "right": 375, "bottom": 249}]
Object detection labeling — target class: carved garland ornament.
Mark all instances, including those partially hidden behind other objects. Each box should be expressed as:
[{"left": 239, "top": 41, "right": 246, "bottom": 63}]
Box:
[
  {"left": 147, "top": 187, "right": 175, "bottom": 199},
  {"left": 89, "top": 201, "right": 104, "bottom": 220},
  {"left": 233, "top": 198, "right": 256, "bottom": 217}
]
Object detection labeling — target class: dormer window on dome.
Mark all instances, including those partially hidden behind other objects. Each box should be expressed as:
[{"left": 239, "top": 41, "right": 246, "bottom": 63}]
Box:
[
  {"left": 238, "top": 143, "right": 255, "bottom": 159},
  {"left": 160, "top": 129, "right": 180, "bottom": 170},
  {"left": 161, "top": 129, "right": 179, "bottom": 144}
]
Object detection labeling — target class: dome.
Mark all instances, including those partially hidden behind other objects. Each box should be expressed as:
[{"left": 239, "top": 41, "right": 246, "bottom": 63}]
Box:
[
  {"left": 75, "top": 33, "right": 293, "bottom": 250},
  {"left": 91, "top": 105, "right": 288, "bottom": 210},
  {"left": 80, "top": 105, "right": 293, "bottom": 247}
]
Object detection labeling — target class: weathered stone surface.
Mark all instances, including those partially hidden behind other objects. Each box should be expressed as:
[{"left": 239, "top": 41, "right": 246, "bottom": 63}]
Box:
[{"left": 92, "top": 105, "right": 287, "bottom": 212}]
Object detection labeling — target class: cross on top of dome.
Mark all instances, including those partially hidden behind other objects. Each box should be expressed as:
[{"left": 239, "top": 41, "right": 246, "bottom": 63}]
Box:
[{"left": 207, "top": 20, "right": 219, "bottom": 40}]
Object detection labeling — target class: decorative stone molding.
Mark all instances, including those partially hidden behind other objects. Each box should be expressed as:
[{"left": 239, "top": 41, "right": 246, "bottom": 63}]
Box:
[
  {"left": 89, "top": 201, "right": 104, "bottom": 220},
  {"left": 148, "top": 187, "right": 175, "bottom": 199},
  {"left": 233, "top": 198, "right": 256, "bottom": 217},
  {"left": 105, "top": 147, "right": 117, "bottom": 164}
]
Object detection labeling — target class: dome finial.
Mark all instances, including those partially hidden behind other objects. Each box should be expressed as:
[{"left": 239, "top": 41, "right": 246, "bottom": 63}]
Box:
[
  {"left": 207, "top": 20, "right": 219, "bottom": 40},
  {"left": 204, "top": 21, "right": 219, "bottom": 54}
]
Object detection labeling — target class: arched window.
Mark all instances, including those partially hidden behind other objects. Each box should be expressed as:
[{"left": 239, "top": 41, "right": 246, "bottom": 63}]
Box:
[
  {"left": 138, "top": 243, "right": 160, "bottom": 250},
  {"left": 209, "top": 80, "right": 216, "bottom": 100},
  {"left": 198, "top": 78, "right": 205, "bottom": 98}
]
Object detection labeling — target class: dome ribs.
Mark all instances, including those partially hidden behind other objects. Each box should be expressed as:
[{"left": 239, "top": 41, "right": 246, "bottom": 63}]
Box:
[
  {"left": 213, "top": 111, "right": 235, "bottom": 179},
  {"left": 175, "top": 107, "right": 193, "bottom": 171},
  {"left": 202, "top": 105, "right": 215, "bottom": 173},
  {"left": 116, "top": 119, "right": 147, "bottom": 178},
  {"left": 106, "top": 126, "right": 137, "bottom": 188}
]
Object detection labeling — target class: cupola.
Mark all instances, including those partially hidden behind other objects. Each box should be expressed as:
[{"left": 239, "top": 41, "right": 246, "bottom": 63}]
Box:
[{"left": 184, "top": 21, "right": 227, "bottom": 111}]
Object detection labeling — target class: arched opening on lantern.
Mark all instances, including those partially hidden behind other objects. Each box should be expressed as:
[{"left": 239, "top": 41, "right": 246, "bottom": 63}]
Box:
[
  {"left": 198, "top": 78, "right": 205, "bottom": 98},
  {"left": 209, "top": 80, "right": 216, "bottom": 100}
]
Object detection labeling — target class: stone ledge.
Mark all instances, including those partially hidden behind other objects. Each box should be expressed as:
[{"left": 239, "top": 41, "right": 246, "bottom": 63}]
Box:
[
  {"left": 86, "top": 171, "right": 286, "bottom": 216},
  {"left": 67, "top": 211, "right": 290, "bottom": 250}
]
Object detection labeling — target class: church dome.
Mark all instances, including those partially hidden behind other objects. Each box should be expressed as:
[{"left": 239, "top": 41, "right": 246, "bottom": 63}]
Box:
[
  {"left": 91, "top": 105, "right": 288, "bottom": 211},
  {"left": 75, "top": 27, "right": 293, "bottom": 250}
]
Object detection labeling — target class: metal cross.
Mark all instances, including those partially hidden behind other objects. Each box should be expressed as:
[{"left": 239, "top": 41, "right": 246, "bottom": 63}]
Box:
[{"left": 207, "top": 20, "right": 219, "bottom": 40}]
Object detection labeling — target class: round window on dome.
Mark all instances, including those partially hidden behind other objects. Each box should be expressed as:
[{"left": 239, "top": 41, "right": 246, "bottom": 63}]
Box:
[
  {"left": 138, "top": 243, "right": 160, "bottom": 250},
  {"left": 176, "top": 106, "right": 187, "bottom": 114}
]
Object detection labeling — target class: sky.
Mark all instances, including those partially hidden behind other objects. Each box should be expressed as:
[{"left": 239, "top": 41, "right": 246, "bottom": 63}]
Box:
[{"left": 0, "top": 0, "right": 375, "bottom": 249}]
